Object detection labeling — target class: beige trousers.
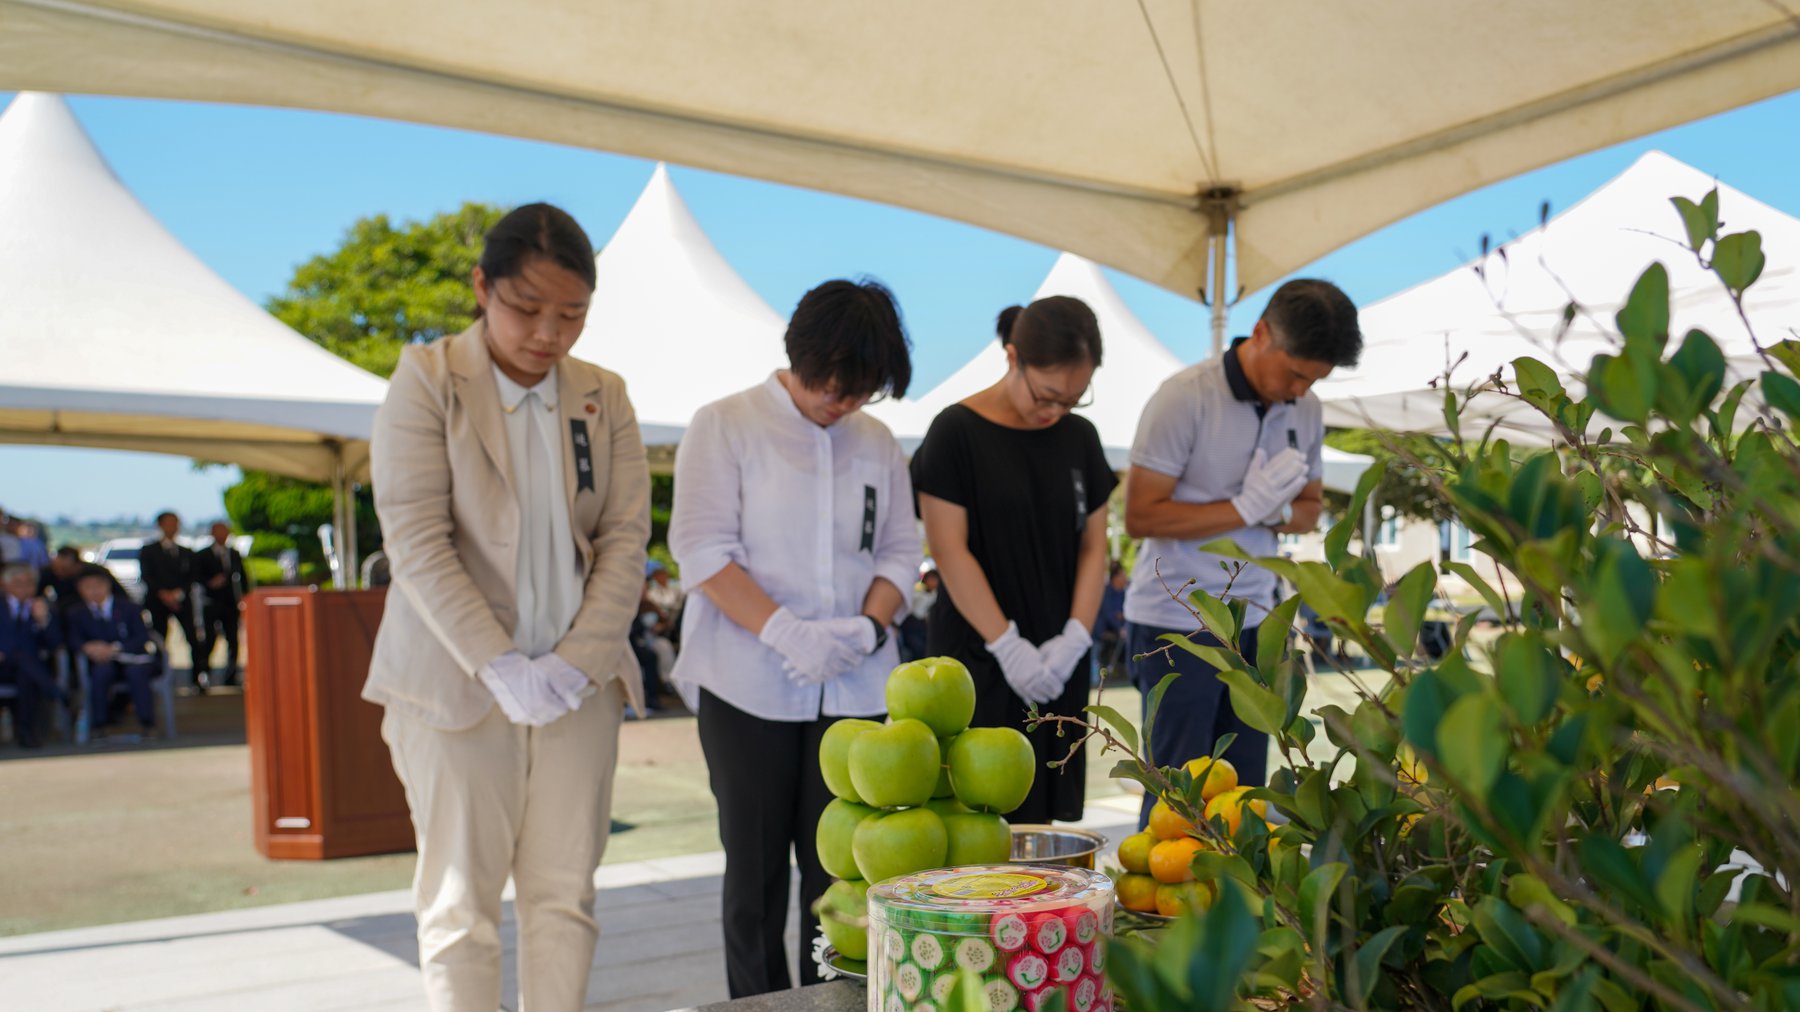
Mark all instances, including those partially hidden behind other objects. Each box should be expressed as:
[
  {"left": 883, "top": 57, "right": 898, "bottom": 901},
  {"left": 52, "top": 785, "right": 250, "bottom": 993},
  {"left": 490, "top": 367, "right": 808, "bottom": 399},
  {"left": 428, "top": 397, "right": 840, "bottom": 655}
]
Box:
[{"left": 383, "top": 678, "right": 626, "bottom": 1012}]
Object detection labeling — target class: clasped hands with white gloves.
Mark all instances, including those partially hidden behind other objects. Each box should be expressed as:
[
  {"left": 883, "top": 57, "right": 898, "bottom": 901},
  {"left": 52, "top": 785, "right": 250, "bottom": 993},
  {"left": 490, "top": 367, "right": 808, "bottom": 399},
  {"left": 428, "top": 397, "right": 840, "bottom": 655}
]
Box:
[
  {"left": 478, "top": 650, "right": 596, "bottom": 727},
  {"left": 986, "top": 618, "right": 1091, "bottom": 706},
  {"left": 760, "top": 606, "right": 877, "bottom": 687},
  {"left": 1232, "top": 447, "right": 1307, "bottom": 528}
]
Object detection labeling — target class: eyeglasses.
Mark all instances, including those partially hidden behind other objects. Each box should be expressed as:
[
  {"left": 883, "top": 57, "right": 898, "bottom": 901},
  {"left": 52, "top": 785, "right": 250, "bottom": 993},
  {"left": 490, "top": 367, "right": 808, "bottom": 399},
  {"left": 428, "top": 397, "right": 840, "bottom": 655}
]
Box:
[
  {"left": 816, "top": 384, "right": 888, "bottom": 407},
  {"left": 1019, "top": 368, "right": 1094, "bottom": 412}
]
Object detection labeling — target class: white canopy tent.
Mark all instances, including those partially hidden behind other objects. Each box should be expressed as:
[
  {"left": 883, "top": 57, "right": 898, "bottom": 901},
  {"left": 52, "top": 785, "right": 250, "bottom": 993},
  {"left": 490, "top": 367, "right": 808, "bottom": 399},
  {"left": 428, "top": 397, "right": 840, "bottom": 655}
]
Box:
[
  {"left": 570, "top": 163, "right": 787, "bottom": 446},
  {"left": 3, "top": 2, "right": 1795, "bottom": 353},
  {"left": 1315, "top": 150, "right": 1800, "bottom": 440},
  {"left": 870, "top": 252, "right": 1374, "bottom": 493},
  {"left": 0, "top": 92, "right": 389, "bottom": 576},
  {"left": 868, "top": 252, "right": 1185, "bottom": 463}
]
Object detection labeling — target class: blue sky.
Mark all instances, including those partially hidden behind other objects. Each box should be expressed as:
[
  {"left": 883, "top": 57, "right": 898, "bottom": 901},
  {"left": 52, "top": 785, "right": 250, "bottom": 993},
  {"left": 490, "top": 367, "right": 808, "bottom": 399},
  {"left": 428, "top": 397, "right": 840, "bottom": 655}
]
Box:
[{"left": 4, "top": 89, "right": 1798, "bottom": 526}]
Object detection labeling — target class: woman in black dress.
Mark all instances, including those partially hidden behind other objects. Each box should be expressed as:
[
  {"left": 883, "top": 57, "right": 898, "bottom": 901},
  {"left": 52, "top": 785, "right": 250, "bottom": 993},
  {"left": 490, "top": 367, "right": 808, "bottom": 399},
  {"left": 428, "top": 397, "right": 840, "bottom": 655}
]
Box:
[{"left": 910, "top": 296, "right": 1116, "bottom": 823}]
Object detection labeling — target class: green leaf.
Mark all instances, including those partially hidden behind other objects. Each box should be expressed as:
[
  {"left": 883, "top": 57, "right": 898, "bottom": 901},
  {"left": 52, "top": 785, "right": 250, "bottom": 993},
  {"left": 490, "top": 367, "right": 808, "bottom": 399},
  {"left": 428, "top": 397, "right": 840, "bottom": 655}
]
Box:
[
  {"left": 1729, "top": 903, "right": 1800, "bottom": 934},
  {"left": 1506, "top": 873, "right": 1577, "bottom": 927},
  {"left": 1185, "top": 590, "right": 1238, "bottom": 643},
  {"left": 1437, "top": 694, "right": 1507, "bottom": 800},
  {"left": 1384, "top": 562, "right": 1437, "bottom": 658},
  {"left": 1761, "top": 370, "right": 1800, "bottom": 421},
  {"left": 1589, "top": 352, "right": 1653, "bottom": 424},
  {"left": 1614, "top": 263, "right": 1670, "bottom": 349},
  {"left": 1712, "top": 230, "right": 1765, "bottom": 295},
  {"left": 1453, "top": 972, "right": 1536, "bottom": 1010},
  {"left": 1140, "top": 670, "right": 1183, "bottom": 767},
  {"left": 1470, "top": 897, "right": 1545, "bottom": 973},
  {"left": 1299, "top": 862, "right": 1348, "bottom": 935},
  {"left": 1442, "top": 561, "right": 1510, "bottom": 624},
  {"left": 1349, "top": 925, "right": 1410, "bottom": 1006},
  {"left": 1402, "top": 669, "right": 1454, "bottom": 759},
  {"left": 1082, "top": 704, "right": 1138, "bottom": 755},
  {"left": 1577, "top": 836, "right": 1659, "bottom": 914},
  {"left": 1513, "top": 356, "right": 1567, "bottom": 413},
  {"left": 1667, "top": 329, "right": 1727, "bottom": 415},
  {"left": 1654, "top": 843, "right": 1703, "bottom": 934},
  {"left": 1163, "top": 634, "right": 1246, "bottom": 677},
  {"left": 1325, "top": 459, "right": 1388, "bottom": 568},
  {"left": 1671, "top": 193, "right": 1717, "bottom": 251},
  {"left": 1216, "top": 669, "right": 1287, "bottom": 737},
  {"left": 1495, "top": 634, "right": 1558, "bottom": 725},
  {"left": 1580, "top": 537, "right": 1655, "bottom": 664},
  {"left": 1257, "top": 594, "right": 1302, "bottom": 674}
]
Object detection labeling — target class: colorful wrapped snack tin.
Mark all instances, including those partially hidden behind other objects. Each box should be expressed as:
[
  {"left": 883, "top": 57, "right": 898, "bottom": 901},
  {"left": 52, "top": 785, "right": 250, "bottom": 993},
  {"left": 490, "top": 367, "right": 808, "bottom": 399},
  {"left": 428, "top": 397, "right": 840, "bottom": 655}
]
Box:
[{"left": 867, "top": 865, "right": 1114, "bottom": 1012}]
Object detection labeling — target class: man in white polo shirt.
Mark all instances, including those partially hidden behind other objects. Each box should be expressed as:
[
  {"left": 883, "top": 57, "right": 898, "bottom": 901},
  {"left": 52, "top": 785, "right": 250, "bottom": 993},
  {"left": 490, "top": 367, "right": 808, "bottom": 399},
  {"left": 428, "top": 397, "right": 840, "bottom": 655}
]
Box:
[{"left": 1122, "top": 279, "right": 1362, "bottom": 823}]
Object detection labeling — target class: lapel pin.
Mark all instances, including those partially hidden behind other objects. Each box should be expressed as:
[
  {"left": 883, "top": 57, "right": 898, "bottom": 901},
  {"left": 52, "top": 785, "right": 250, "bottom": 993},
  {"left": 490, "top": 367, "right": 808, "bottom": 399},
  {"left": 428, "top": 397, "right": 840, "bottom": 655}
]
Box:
[{"left": 585, "top": 402, "right": 598, "bottom": 415}]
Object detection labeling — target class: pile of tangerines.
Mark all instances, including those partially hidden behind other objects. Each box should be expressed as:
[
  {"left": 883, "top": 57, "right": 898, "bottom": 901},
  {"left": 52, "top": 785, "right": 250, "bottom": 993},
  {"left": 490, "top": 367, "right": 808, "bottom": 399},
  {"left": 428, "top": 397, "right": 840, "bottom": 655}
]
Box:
[{"left": 1113, "top": 757, "right": 1267, "bottom": 917}]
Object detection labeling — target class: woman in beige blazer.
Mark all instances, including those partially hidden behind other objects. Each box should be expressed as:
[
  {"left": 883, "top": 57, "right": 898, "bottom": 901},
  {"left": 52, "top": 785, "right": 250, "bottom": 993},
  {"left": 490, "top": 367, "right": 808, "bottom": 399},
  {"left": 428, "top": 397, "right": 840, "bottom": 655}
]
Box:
[{"left": 365, "top": 203, "right": 650, "bottom": 1012}]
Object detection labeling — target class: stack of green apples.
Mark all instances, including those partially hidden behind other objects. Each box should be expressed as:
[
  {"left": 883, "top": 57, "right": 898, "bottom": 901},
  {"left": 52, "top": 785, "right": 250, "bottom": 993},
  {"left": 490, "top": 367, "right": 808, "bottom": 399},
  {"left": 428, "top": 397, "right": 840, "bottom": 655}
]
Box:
[{"left": 815, "top": 656, "right": 1037, "bottom": 963}]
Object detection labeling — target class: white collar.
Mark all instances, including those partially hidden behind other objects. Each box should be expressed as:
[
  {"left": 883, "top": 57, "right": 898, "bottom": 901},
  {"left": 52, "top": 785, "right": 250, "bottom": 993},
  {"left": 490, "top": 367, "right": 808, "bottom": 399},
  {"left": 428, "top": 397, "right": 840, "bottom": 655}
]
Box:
[
  {"left": 764, "top": 369, "right": 846, "bottom": 430},
  {"left": 493, "top": 364, "right": 559, "bottom": 414}
]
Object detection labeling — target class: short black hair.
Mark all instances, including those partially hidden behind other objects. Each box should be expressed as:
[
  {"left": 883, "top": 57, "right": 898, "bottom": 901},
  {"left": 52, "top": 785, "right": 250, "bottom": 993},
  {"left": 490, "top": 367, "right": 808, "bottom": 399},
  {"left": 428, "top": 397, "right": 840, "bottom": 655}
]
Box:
[
  {"left": 784, "top": 279, "right": 913, "bottom": 400},
  {"left": 55, "top": 545, "right": 80, "bottom": 560},
  {"left": 1260, "top": 279, "right": 1361, "bottom": 367},
  {"left": 77, "top": 564, "right": 111, "bottom": 584},
  {"left": 479, "top": 203, "right": 596, "bottom": 292},
  {"left": 155, "top": 511, "right": 178, "bottom": 524},
  {"left": 997, "top": 296, "right": 1103, "bottom": 370}
]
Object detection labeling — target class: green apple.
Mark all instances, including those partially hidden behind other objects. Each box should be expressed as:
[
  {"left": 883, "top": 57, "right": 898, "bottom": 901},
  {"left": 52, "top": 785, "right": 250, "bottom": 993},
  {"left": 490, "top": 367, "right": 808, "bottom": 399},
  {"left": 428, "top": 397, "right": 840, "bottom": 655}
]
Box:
[
  {"left": 816, "top": 878, "right": 870, "bottom": 960},
  {"left": 886, "top": 657, "right": 977, "bottom": 737},
  {"left": 932, "top": 735, "right": 956, "bottom": 797},
  {"left": 819, "top": 718, "right": 883, "bottom": 803},
  {"left": 848, "top": 718, "right": 941, "bottom": 808},
  {"left": 852, "top": 807, "right": 948, "bottom": 884},
  {"left": 816, "top": 799, "right": 879, "bottom": 880},
  {"left": 924, "top": 796, "right": 971, "bottom": 817},
  {"left": 947, "top": 727, "right": 1035, "bottom": 814},
  {"left": 942, "top": 811, "right": 1011, "bottom": 866}
]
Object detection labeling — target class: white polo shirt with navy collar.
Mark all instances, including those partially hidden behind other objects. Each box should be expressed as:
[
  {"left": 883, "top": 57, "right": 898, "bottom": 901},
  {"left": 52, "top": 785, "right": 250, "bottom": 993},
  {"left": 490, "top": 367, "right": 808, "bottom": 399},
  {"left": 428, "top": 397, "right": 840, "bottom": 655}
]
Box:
[{"left": 1123, "top": 340, "right": 1324, "bottom": 631}]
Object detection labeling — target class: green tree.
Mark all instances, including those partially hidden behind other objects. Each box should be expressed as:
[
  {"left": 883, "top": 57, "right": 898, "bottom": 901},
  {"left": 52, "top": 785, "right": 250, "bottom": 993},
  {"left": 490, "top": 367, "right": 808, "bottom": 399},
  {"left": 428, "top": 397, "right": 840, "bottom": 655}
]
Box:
[
  {"left": 227, "top": 203, "right": 503, "bottom": 573},
  {"left": 267, "top": 202, "right": 503, "bottom": 378},
  {"left": 1324, "top": 428, "right": 1454, "bottom": 527}
]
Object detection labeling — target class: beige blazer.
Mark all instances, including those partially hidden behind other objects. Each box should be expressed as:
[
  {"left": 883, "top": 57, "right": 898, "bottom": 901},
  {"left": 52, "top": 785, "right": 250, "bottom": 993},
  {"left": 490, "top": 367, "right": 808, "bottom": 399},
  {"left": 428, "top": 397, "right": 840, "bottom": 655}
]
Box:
[{"left": 364, "top": 321, "right": 651, "bottom": 729}]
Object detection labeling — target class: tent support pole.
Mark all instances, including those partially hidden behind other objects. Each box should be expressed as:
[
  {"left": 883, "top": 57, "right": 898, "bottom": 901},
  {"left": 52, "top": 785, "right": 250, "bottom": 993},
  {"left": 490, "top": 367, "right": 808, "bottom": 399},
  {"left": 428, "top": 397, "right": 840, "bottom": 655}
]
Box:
[{"left": 1201, "top": 187, "right": 1240, "bottom": 357}]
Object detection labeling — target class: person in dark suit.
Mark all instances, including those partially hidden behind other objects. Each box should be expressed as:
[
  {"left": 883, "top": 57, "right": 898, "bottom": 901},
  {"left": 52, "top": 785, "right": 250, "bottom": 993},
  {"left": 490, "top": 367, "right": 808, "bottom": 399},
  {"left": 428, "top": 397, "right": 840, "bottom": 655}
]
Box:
[
  {"left": 1, "top": 562, "right": 65, "bottom": 748},
  {"left": 139, "top": 511, "right": 200, "bottom": 690},
  {"left": 68, "top": 566, "right": 159, "bottom": 741},
  {"left": 193, "top": 522, "right": 250, "bottom": 687}
]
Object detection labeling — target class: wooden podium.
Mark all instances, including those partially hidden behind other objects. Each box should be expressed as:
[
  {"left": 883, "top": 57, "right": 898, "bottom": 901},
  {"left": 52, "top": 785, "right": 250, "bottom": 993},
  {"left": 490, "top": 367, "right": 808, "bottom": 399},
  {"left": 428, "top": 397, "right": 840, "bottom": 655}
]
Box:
[{"left": 244, "top": 587, "right": 415, "bottom": 860}]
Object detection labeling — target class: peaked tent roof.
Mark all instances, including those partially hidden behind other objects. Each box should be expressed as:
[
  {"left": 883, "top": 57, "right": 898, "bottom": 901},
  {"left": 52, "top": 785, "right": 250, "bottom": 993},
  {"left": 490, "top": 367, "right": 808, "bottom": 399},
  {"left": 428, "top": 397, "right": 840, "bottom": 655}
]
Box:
[
  {"left": 570, "top": 164, "right": 787, "bottom": 444},
  {"left": 2, "top": 2, "right": 1793, "bottom": 303},
  {"left": 0, "top": 92, "right": 389, "bottom": 481},
  {"left": 1315, "top": 150, "right": 1800, "bottom": 439},
  {"left": 869, "top": 253, "right": 1185, "bottom": 461}
]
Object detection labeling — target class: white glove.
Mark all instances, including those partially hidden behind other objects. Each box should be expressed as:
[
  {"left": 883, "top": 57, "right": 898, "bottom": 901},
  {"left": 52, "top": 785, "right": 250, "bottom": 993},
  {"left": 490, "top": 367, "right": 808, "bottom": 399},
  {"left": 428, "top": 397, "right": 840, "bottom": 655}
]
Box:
[
  {"left": 1231, "top": 447, "right": 1308, "bottom": 528},
  {"left": 532, "top": 653, "right": 596, "bottom": 711},
  {"left": 986, "top": 622, "right": 1060, "bottom": 705},
  {"left": 761, "top": 607, "right": 866, "bottom": 686},
  {"left": 477, "top": 651, "right": 569, "bottom": 726},
  {"left": 1038, "top": 618, "right": 1093, "bottom": 683}
]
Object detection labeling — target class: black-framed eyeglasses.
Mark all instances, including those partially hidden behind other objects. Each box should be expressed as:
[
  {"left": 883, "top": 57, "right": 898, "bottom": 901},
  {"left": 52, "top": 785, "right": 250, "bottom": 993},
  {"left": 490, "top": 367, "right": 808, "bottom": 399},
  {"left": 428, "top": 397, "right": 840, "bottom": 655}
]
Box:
[
  {"left": 1020, "top": 367, "right": 1094, "bottom": 411},
  {"left": 817, "top": 384, "right": 889, "bottom": 407}
]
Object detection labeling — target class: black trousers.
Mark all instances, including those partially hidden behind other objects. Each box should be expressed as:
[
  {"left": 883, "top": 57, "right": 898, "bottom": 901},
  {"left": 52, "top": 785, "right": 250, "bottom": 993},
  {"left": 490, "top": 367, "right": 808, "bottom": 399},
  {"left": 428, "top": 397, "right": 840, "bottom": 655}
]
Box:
[
  {"left": 145, "top": 593, "right": 196, "bottom": 657},
  {"left": 198, "top": 599, "right": 240, "bottom": 682},
  {"left": 697, "top": 688, "right": 854, "bottom": 998},
  {"left": 0, "top": 655, "right": 47, "bottom": 746}
]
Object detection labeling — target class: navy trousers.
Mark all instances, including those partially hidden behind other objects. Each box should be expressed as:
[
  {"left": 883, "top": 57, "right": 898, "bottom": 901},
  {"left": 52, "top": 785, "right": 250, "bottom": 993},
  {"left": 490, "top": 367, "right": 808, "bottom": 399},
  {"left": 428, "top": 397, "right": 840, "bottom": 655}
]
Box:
[
  {"left": 88, "top": 659, "right": 157, "bottom": 732},
  {"left": 1126, "top": 622, "right": 1266, "bottom": 827}
]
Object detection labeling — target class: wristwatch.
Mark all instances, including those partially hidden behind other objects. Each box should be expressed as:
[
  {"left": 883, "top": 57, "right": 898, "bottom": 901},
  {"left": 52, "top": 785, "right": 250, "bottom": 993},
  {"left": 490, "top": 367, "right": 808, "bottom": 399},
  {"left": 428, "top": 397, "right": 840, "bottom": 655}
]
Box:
[
  {"left": 1267, "top": 503, "right": 1293, "bottom": 529},
  {"left": 863, "top": 615, "right": 889, "bottom": 653}
]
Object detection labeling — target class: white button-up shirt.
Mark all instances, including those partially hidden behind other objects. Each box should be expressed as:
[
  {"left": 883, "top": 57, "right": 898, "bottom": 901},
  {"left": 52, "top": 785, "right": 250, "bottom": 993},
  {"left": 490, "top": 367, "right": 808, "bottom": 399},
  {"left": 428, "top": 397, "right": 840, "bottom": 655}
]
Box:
[
  {"left": 492, "top": 365, "right": 582, "bottom": 658},
  {"left": 669, "top": 373, "right": 922, "bottom": 721}
]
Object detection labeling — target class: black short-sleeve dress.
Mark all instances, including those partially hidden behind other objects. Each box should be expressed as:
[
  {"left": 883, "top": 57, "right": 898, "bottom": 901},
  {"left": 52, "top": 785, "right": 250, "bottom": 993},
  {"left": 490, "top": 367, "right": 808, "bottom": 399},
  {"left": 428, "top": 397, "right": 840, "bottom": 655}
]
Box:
[{"left": 910, "top": 404, "right": 1119, "bottom": 823}]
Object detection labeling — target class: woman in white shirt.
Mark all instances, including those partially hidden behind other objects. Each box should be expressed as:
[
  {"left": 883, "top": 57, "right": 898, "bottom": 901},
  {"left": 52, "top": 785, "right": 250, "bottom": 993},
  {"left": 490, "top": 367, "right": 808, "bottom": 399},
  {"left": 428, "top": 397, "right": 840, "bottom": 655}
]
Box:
[{"left": 669, "top": 279, "right": 921, "bottom": 998}]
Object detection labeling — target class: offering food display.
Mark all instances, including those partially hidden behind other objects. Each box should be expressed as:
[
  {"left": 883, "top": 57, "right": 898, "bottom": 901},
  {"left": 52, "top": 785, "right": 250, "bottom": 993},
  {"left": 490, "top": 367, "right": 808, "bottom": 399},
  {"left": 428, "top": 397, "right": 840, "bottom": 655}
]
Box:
[{"left": 867, "top": 865, "right": 1114, "bottom": 1012}]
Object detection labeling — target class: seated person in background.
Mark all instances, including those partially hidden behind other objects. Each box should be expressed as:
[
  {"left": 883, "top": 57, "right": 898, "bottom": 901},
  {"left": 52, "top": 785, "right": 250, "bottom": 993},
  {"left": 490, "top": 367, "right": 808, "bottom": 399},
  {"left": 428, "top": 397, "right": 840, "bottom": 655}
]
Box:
[
  {"left": 629, "top": 585, "right": 664, "bottom": 713},
  {"left": 1, "top": 562, "right": 65, "bottom": 749},
  {"left": 1093, "top": 561, "right": 1128, "bottom": 683},
  {"left": 641, "top": 561, "right": 681, "bottom": 690},
  {"left": 40, "top": 547, "right": 128, "bottom": 613},
  {"left": 66, "top": 566, "right": 159, "bottom": 741},
  {"left": 898, "top": 567, "right": 938, "bottom": 663}
]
